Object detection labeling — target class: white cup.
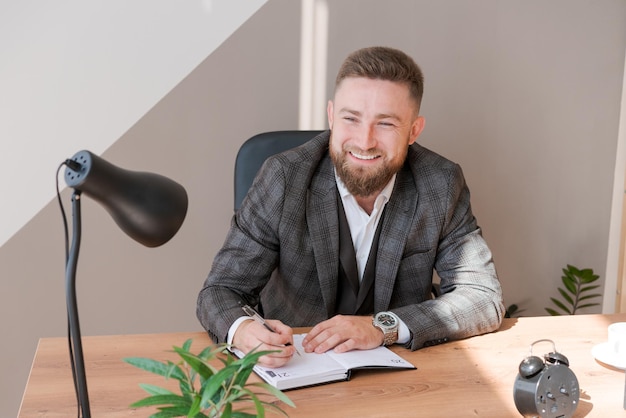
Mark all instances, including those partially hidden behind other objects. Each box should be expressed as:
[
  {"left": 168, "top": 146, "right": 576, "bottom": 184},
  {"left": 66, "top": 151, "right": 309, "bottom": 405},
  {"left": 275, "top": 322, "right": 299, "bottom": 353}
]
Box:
[{"left": 608, "top": 322, "right": 626, "bottom": 356}]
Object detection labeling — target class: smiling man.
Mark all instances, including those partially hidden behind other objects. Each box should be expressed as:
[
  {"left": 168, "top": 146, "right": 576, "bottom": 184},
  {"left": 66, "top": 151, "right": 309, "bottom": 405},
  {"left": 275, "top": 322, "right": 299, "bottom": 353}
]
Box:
[{"left": 197, "top": 46, "right": 504, "bottom": 368}]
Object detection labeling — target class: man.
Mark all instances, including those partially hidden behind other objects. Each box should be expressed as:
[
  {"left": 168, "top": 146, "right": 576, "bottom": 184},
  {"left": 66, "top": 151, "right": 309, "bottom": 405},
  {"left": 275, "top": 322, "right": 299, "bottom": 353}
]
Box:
[{"left": 197, "top": 46, "right": 504, "bottom": 367}]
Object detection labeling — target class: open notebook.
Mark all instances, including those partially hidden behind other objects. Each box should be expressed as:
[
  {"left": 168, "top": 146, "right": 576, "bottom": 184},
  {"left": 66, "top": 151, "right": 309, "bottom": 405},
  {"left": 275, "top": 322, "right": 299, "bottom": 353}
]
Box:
[{"left": 234, "top": 333, "right": 415, "bottom": 390}]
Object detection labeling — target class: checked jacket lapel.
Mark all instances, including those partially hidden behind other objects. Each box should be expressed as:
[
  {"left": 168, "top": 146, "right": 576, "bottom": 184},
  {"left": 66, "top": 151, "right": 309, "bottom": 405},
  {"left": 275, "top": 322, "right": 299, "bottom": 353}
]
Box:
[
  {"left": 305, "top": 157, "right": 342, "bottom": 318},
  {"left": 305, "top": 157, "right": 418, "bottom": 317},
  {"left": 373, "top": 165, "right": 418, "bottom": 313}
]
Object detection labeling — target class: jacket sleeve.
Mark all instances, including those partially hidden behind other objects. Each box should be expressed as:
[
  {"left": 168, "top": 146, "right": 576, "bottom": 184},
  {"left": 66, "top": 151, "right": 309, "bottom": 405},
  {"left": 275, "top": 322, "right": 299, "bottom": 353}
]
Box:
[
  {"left": 396, "top": 163, "right": 505, "bottom": 350},
  {"left": 196, "top": 156, "right": 287, "bottom": 343}
]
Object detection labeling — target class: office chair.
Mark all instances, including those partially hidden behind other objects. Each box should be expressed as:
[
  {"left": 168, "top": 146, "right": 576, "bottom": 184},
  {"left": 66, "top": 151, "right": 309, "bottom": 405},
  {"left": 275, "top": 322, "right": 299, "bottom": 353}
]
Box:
[{"left": 234, "top": 130, "right": 323, "bottom": 211}]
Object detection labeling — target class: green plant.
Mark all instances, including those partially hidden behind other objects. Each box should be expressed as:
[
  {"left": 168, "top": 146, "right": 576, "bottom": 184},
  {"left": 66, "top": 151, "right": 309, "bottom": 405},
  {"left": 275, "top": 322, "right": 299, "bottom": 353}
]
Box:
[
  {"left": 505, "top": 303, "right": 523, "bottom": 318},
  {"left": 545, "top": 264, "right": 602, "bottom": 316},
  {"left": 124, "top": 339, "right": 294, "bottom": 418}
]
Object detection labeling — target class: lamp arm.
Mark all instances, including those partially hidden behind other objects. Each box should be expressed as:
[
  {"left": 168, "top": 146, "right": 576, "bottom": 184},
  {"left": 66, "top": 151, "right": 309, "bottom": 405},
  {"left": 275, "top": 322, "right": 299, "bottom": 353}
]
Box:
[{"left": 66, "top": 191, "right": 91, "bottom": 418}]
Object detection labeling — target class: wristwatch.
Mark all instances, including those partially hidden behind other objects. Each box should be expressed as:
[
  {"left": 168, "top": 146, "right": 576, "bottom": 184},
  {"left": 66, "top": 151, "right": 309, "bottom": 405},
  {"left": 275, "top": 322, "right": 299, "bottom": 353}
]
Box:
[{"left": 372, "top": 311, "right": 400, "bottom": 346}]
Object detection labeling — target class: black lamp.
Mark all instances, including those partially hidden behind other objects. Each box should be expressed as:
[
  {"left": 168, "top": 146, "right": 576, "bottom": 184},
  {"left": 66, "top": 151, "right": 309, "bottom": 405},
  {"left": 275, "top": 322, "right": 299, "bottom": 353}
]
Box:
[{"left": 61, "top": 150, "right": 188, "bottom": 417}]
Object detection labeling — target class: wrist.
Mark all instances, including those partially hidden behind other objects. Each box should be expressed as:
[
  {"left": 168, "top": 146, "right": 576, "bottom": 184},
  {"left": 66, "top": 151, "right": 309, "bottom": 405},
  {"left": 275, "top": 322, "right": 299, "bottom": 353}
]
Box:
[
  {"left": 373, "top": 324, "right": 385, "bottom": 346},
  {"left": 229, "top": 316, "right": 254, "bottom": 346},
  {"left": 372, "top": 311, "right": 400, "bottom": 346}
]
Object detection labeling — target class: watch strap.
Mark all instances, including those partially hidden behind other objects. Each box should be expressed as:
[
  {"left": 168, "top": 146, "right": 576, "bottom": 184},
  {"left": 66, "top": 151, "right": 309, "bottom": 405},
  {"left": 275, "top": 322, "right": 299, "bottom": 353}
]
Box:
[{"left": 382, "top": 328, "right": 398, "bottom": 346}]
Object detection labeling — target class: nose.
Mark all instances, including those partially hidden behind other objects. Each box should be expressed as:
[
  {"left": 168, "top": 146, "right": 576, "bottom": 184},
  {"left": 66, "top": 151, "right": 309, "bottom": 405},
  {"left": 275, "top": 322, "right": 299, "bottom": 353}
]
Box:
[{"left": 353, "top": 124, "right": 377, "bottom": 150}]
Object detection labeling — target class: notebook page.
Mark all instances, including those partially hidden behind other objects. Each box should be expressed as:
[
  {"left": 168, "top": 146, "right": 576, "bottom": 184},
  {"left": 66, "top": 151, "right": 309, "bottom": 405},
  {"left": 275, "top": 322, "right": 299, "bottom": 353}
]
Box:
[
  {"left": 250, "top": 334, "right": 347, "bottom": 388},
  {"left": 327, "top": 343, "right": 415, "bottom": 370}
]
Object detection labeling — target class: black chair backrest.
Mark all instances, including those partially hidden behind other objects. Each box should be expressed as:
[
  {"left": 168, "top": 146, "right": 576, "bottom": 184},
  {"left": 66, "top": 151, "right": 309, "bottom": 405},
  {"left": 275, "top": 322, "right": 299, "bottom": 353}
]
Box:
[{"left": 234, "top": 130, "right": 323, "bottom": 211}]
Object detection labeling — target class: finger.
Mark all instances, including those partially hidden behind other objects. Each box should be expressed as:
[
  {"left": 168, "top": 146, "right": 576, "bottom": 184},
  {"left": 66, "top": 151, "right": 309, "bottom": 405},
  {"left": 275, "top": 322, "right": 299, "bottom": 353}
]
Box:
[
  {"left": 265, "top": 319, "right": 295, "bottom": 345},
  {"left": 302, "top": 327, "right": 330, "bottom": 352},
  {"left": 305, "top": 328, "right": 347, "bottom": 354},
  {"left": 261, "top": 345, "right": 295, "bottom": 359},
  {"left": 256, "top": 349, "right": 294, "bottom": 368},
  {"left": 302, "top": 318, "right": 335, "bottom": 345},
  {"left": 333, "top": 338, "right": 357, "bottom": 353},
  {"left": 243, "top": 339, "right": 295, "bottom": 369}
]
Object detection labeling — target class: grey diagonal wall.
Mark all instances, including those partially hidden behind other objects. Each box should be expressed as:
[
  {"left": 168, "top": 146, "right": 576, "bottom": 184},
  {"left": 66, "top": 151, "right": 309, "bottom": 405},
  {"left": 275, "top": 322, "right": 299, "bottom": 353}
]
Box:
[{"left": 1, "top": 1, "right": 298, "bottom": 416}]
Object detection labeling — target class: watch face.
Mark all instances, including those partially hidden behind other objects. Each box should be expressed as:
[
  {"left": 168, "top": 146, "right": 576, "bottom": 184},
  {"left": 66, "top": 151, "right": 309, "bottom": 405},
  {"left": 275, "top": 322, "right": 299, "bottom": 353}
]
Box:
[{"left": 377, "top": 313, "right": 397, "bottom": 327}]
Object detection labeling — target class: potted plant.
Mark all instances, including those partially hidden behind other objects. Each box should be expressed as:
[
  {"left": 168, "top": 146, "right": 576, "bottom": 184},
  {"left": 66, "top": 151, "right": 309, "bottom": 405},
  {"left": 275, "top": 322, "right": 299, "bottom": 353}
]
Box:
[
  {"left": 124, "top": 339, "right": 294, "bottom": 417},
  {"left": 545, "top": 264, "right": 602, "bottom": 316}
]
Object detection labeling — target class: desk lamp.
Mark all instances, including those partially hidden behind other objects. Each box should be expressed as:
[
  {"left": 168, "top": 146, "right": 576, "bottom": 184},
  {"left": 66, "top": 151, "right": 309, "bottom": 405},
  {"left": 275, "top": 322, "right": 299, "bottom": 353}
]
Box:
[{"left": 60, "top": 150, "right": 188, "bottom": 418}]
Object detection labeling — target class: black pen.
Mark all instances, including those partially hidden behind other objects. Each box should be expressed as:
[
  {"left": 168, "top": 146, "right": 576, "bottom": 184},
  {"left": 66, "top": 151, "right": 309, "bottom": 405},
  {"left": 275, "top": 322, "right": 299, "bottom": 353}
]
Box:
[{"left": 241, "top": 304, "right": 300, "bottom": 356}]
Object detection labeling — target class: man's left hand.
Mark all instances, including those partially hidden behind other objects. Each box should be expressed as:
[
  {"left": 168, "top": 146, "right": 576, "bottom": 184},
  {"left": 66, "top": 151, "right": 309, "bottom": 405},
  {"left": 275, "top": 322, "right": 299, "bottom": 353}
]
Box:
[{"left": 301, "top": 315, "right": 384, "bottom": 354}]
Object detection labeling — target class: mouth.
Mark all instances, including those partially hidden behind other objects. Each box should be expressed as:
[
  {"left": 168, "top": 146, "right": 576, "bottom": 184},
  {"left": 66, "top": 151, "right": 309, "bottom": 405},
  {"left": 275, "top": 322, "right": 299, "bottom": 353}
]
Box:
[{"left": 349, "top": 150, "right": 381, "bottom": 161}]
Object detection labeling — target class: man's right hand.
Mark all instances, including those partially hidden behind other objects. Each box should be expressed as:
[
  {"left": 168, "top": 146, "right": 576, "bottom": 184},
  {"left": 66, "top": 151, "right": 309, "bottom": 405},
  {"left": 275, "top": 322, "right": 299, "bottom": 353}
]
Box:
[{"left": 232, "top": 319, "right": 296, "bottom": 367}]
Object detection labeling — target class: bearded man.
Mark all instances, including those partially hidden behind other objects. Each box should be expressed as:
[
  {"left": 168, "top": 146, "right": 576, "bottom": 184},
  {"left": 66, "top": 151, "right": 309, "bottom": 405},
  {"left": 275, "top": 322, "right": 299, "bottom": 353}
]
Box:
[{"left": 197, "top": 46, "right": 504, "bottom": 367}]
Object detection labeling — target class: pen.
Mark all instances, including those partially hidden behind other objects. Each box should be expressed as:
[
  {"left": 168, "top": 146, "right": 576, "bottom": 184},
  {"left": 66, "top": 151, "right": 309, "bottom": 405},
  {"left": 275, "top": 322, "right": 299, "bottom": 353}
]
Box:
[{"left": 241, "top": 304, "right": 300, "bottom": 356}]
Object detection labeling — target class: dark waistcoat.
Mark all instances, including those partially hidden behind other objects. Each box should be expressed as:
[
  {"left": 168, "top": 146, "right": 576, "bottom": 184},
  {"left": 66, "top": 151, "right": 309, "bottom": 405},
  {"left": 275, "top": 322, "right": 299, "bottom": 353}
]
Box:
[{"left": 335, "top": 196, "right": 385, "bottom": 315}]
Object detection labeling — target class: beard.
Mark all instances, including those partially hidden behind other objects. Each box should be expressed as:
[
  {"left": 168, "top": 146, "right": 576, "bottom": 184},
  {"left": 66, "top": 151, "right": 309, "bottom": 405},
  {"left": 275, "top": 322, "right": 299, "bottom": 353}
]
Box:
[{"left": 330, "top": 138, "right": 408, "bottom": 197}]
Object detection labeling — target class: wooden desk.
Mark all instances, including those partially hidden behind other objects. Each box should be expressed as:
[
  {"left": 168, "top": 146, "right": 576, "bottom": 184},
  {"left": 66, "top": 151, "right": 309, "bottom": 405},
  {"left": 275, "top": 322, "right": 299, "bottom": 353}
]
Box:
[{"left": 19, "top": 314, "right": 626, "bottom": 417}]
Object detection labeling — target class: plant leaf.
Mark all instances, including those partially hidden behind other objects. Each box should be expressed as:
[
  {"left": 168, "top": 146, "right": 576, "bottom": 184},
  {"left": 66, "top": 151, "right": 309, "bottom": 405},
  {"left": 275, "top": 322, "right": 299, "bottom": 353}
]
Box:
[
  {"left": 557, "top": 288, "right": 574, "bottom": 306},
  {"left": 174, "top": 347, "right": 215, "bottom": 380},
  {"left": 579, "top": 268, "right": 599, "bottom": 283},
  {"left": 577, "top": 303, "right": 601, "bottom": 310},
  {"left": 151, "top": 409, "right": 190, "bottom": 418},
  {"left": 231, "top": 365, "right": 255, "bottom": 388},
  {"left": 238, "top": 388, "right": 264, "bottom": 418},
  {"left": 186, "top": 395, "right": 202, "bottom": 418},
  {"left": 129, "top": 394, "right": 191, "bottom": 408},
  {"left": 228, "top": 349, "right": 278, "bottom": 388},
  {"left": 178, "top": 380, "right": 194, "bottom": 402},
  {"left": 566, "top": 264, "right": 581, "bottom": 276},
  {"left": 165, "top": 361, "right": 188, "bottom": 382},
  {"left": 138, "top": 383, "right": 176, "bottom": 396},
  {"left": 222, "top": 402, "right": 233, "bottom": 418},
  {"left": 199, "top": 364, "right": 240, "bottom": 409},
  {"left": 561, "top": 276, "right": 577, "bottom": 294},
  {"left": 562, "top": 266, "right": 576, "bottom": 279},
  {"left": 152, "top": 406, "right": 209, "bottom": 418},
  {"left": 182, "top": 339, "right": 193, "bottom": 352},
  {"left": 124, "top": 358, "right": 187, "bottom": 383},
  {"left": 247, "top": 382, "right": 295, "bottom": 408},
  {"left": 580, "top": 285, "right": 601, "bottom": 293},
  {"left": 579, "top": 293, "right": 602, "bottom": 301},
  {"left": 545, "top": 307, "right": 560, "bottom": 316},
  {"left": 197, "top": 345, "right": 221, "bottom": 361},
  {"left": 231, "top": 413, "right": 258, "bottom": 418},
  {"left": 550, "top": 297, "right": 571, "bottom": 314}
]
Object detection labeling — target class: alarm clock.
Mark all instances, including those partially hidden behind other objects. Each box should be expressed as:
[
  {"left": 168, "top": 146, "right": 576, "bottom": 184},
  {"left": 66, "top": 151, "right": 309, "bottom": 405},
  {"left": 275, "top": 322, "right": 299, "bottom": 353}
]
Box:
[{"left": 513, "top": 339, "right": 580, "bottom": 418}]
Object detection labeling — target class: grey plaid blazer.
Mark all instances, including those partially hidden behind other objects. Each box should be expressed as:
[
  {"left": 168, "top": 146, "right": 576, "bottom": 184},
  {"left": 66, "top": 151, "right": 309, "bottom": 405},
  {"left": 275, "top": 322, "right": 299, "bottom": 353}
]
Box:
[{"left": 197, "top": 131, "right": 504, "bottom": 350}]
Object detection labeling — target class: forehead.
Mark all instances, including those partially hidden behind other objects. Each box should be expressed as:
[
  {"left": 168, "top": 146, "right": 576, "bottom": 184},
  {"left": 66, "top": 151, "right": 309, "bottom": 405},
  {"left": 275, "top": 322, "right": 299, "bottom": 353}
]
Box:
[{"left": 334, "top": 77, "right": 417, "bottom": 115}]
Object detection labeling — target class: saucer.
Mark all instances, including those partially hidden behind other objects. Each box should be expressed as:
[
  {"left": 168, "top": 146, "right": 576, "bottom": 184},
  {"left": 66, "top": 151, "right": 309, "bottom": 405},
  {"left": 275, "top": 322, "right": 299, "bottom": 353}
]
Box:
[{"left": 592, "top": 342, "right": 626, "bottom": 370}]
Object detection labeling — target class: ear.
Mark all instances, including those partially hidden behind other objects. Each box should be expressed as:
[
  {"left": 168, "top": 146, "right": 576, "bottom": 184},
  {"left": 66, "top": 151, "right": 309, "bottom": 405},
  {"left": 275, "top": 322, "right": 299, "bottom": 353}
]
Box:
[
  {"left": 327, "top": 100, "right": 334, "bottom": 129},
  {"left": 408, "top": 116, "right": 426, "bottom": 145}
]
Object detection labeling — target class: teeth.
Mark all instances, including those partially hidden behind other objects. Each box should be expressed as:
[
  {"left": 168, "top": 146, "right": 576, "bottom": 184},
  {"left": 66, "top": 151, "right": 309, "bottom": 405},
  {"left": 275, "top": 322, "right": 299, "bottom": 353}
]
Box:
[{"left": 351, "top": 151, "right": 379, "bottom": 160}]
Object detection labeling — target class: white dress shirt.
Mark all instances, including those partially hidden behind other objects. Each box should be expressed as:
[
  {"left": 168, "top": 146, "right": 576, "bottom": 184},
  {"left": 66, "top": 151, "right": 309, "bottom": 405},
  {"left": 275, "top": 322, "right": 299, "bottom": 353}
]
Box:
[{"left": 335, "top": 171, "right": 410, "bottom": 345}]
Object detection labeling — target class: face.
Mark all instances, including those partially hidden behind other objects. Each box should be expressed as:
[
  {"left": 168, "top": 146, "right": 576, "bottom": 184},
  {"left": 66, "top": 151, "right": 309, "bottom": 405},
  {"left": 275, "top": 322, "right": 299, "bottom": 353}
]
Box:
[{"left": 328, "top": 77, "right": 425, "bottom": 197}]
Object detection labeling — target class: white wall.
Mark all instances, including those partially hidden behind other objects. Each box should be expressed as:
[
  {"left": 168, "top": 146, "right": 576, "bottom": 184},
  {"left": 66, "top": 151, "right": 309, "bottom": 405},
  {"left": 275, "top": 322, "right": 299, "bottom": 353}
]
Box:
[
  {"left": 0, "top": 0, "right": 266, "bottom": 248},
  {"left": 604, "top": 50, "right": 626, "bottom": 313}
]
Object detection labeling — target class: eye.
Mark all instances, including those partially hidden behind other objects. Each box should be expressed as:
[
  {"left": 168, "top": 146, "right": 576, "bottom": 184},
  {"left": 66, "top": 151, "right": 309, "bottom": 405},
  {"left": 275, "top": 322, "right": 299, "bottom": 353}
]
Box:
[{"left": 378, "top": 121, "right": 395, "bottom": 127}]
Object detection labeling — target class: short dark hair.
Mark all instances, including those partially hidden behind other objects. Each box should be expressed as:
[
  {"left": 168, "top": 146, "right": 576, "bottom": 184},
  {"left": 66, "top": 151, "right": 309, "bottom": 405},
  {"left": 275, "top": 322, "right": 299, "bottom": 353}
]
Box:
[{"left": 335, "top": 46, "right": 424, "bottom": 111}]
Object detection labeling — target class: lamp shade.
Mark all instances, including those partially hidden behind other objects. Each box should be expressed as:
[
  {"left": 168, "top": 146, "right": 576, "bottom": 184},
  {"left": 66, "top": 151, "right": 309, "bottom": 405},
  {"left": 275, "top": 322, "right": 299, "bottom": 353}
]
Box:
[{"left": 64, "top": 150, "right": 188, "bottom": 247}]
